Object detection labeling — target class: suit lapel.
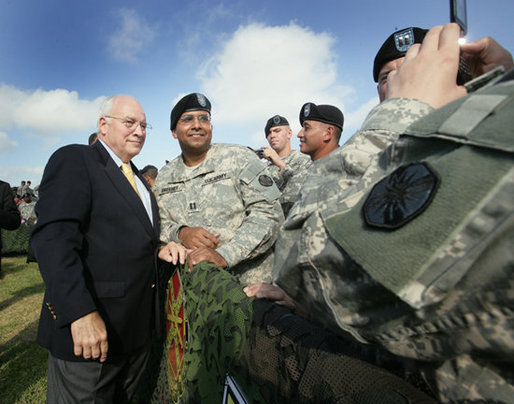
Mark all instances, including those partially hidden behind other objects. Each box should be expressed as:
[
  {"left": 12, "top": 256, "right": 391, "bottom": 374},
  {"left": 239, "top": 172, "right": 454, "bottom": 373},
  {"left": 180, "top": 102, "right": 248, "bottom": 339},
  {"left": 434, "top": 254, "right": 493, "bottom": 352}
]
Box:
[{"left": 93, "top": 142, "right": 156, "bottom": 238}]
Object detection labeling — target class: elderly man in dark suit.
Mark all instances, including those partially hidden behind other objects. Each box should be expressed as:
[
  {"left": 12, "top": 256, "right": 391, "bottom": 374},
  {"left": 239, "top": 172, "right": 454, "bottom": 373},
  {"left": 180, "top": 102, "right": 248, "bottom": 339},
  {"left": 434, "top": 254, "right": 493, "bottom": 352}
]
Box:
[
  {"left": 0, "top": 180, "right": 21, "bottom": 276},
  {"left": 31, "top": 95, "right": 186, "bottom": 403}
]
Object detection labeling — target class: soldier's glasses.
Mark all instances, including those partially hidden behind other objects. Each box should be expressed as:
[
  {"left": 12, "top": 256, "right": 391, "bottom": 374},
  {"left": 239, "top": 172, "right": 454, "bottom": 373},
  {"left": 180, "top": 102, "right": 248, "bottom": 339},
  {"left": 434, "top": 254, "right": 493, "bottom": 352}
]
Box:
[
  {"left": 104, "top": 116, "right": 151, "bottom": 132},
  {"left": 179, "top": 114, "right": 211, "bottom": 123}
]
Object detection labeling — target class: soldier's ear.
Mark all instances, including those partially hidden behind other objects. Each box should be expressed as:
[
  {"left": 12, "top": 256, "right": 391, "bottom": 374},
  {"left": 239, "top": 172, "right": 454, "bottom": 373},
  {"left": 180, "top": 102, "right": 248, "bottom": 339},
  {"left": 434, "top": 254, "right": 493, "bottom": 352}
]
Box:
[
  {"left": 172, "top": 129, "right": 178, "bottom": 139},
  {"left": 324, "top": 125, "right": 335, "bottom": 143}
]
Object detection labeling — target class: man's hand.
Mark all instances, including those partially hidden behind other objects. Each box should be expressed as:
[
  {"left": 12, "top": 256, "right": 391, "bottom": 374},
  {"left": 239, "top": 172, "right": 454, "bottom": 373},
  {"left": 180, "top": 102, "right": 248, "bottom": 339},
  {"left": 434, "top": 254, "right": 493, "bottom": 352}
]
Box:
[
  {"left": 178, "top": 226, "right": 220, "bottom": 249},
  {"left": 188, "top": 247, "right": 227, "bottom": 271},
  {"left": 386, "top": 23, "right": 467, "bottom": 109},
  {"left": 243, "top": 282, "right": 309, "bottom": 318},
  {"left": 70, "top": 311, "right": 108, "bottom": 362},
  {"left": 460, "top": 36, "right": 514, "bottom": 78},
  {"left": 262, "top": 146, "right": 286, "bottom": 169},
  {"left": 158, "top": 241, "right": 189, "bottom": 265}
]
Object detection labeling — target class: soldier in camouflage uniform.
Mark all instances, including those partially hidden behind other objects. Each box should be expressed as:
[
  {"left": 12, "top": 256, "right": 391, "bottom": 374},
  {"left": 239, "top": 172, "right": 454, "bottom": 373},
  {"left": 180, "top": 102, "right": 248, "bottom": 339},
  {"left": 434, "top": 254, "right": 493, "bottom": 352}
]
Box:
[
  {"left": 18, "top": 193, "right": 37, "bottom": 222},
  {"left": 249, "top": 24, "right": 514, "bottom": 402},
  {"left": 272, "top": 28, "right": 431, "bottom": 274},
  {"left": 270, "top": 102, "right": 344, "bottom": 224},
  {"left": 260, "top": 115, "right": 311, "bottom": 216},
  {"left": 154, "top": 93, "right": 283, "bottom": 284}
]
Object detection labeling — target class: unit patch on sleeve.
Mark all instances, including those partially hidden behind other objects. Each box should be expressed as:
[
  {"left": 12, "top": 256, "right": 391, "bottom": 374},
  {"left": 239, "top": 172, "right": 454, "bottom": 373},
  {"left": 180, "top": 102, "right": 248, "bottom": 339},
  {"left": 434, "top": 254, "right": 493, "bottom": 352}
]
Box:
[{"left": 363, "top": 162, "right": 440, "bottom": 230}]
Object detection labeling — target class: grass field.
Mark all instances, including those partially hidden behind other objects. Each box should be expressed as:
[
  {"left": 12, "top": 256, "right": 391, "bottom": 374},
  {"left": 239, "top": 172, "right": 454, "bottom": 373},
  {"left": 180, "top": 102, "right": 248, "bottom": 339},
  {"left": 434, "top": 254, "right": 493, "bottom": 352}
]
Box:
[{"left": 0, "top": 256, "right": 47, "bottom": 404}]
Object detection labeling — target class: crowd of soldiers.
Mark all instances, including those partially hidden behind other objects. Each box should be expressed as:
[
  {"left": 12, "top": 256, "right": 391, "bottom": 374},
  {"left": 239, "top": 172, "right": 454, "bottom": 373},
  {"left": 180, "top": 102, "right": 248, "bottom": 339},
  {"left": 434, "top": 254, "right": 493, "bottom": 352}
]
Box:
[
  {"left": 147, "top": 23, "right": 514, "bottom": 403},
  {"left": 27, "top": 22, "right": 513, "bottom": 403}
]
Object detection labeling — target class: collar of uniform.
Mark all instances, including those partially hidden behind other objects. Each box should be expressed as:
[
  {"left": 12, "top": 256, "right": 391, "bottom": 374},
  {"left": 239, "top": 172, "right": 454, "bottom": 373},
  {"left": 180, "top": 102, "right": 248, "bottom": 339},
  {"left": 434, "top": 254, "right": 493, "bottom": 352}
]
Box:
[{"left": 170, "top": 144, "right": 218, "bottom": 182}]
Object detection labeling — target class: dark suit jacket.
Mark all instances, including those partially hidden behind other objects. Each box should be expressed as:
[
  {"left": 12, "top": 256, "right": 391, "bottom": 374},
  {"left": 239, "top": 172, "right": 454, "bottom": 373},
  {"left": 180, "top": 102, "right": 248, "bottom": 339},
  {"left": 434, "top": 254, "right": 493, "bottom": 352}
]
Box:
[
  {"left": 31, "top": 141, "right": 160, "bottom": 361},
  {"left": 0, "top": 180, "right": 21, "bottom": 258}
]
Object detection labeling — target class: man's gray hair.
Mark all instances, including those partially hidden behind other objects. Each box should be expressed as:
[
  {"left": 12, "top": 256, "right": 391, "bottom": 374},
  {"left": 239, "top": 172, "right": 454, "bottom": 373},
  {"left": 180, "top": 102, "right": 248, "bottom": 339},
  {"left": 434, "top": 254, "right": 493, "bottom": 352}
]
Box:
[{"left": 96, "top": 96, "right": 117, "bottom": 133}]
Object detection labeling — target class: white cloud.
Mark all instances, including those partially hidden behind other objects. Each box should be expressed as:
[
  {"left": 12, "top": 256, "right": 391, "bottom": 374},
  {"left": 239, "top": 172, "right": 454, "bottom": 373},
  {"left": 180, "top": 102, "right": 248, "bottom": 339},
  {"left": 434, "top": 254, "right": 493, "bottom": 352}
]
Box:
[
  {"left": 0, "top": 132, "right": 18, "bottom": 152},
  {"left": 0, "top": 84, "right": 104, "bottom": 134},
  {"left": 197, "top": 22, "right": 354, "bottom": 129},
  {"left": 108, "top": 9, "right": 156, "bottom": 63}
]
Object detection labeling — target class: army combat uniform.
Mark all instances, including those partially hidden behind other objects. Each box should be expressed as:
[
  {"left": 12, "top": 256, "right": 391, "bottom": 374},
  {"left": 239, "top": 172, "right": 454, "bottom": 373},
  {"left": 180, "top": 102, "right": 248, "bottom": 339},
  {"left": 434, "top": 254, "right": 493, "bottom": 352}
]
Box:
[
  {"left": 276, "top": 70, "right": 514, "bottom": 402},
  {"left": 266, "top": 150, "right": 311, "bottom": 216},
  {"left": 274, "top": 97, "right": 434, "bottom": 276},
  {"left": 155, "top": 143, "right": 283, "bottom": 284}
]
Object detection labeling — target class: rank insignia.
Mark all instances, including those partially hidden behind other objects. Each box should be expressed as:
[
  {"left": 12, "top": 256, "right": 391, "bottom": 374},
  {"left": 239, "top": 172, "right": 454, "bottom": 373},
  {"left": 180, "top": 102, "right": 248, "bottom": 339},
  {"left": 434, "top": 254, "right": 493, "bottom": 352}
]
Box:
[
  {"left": 166, "top": 269, "right": 188, "bottom": 400},
  {"left": 394, "top": 27, "right": 415, "bottom": 52},
  {"left": 363, "top": 162, "right": 439, "bottom": 229}
]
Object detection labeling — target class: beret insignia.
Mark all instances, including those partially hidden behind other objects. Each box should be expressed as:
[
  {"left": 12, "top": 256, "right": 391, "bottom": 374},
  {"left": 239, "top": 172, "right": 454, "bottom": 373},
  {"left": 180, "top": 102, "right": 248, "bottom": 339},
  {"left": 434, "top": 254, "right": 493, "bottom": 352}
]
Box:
[
  {"left": 304, "top": 103, "right": 311, "bottom": 118},
  {"left": 196, "top": 93, "right": 207, "bottom": 107},
  {"left": 273, "top": 115, "right": 281, "bottom": 124},
  {"left": 363, "top": 162, "right": 439, "bottom": 229},
  {"left": 394, "top": 27, "right": 415, "bottom": 52},
  {"left": 258, "top": 175, "right": 274, "bottom": 187}
]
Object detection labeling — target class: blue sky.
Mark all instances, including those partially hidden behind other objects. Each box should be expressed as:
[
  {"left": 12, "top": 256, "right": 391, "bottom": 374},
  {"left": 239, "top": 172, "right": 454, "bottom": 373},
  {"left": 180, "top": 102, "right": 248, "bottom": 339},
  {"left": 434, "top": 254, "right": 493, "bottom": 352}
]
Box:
[{"left": 1, "top": 0, "right": 513, "bottom": 187}]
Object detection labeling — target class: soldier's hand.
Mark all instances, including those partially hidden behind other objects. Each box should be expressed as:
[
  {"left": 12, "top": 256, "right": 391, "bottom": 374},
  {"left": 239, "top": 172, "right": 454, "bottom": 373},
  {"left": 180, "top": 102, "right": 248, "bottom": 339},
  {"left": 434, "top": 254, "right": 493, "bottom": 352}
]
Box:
[
  {"left": 159, "top": 241, "right": 189, "bottom": 265},
  {"left": 70, "top": 311, "right": 108, "bottom": 362},
  {"left": 188, "top": 247, "right": 227, "bottom": 271},
  {"left": 178, "top": 226, "right": 221, "bottom": 249},
  {"left": 262, "top": 146, "right": 286, "bottom": 169},
  {"left": 460, "top": 36, "right": 513, "bottom": 78},
  {"left": 243, "top": 282, "right": 309, "bottom": 318},
  {"left": 386, "top": 23, "right": 467, "bottom": 109}
]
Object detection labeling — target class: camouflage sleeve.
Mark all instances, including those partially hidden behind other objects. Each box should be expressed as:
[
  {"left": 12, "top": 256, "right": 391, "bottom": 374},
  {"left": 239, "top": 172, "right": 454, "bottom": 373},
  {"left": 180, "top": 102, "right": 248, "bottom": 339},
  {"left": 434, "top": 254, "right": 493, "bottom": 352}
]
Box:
[
  {"left": 276, "top": 153, "right": 312, "bottom": 186},
  {"left": 154, "top": 164, "right": 186, "bottom": 243},
  {"left": 286, "top": 97, "right": 434, "bottom": 225},
  {"left": 333, "top": 97, "right": 434, "bottom": 182},
  {"left": 156, "top": 199, "right": 184, "bottom": 243},
  {"left": 216, "top": 156, "right": 284, "bottom": 269}
]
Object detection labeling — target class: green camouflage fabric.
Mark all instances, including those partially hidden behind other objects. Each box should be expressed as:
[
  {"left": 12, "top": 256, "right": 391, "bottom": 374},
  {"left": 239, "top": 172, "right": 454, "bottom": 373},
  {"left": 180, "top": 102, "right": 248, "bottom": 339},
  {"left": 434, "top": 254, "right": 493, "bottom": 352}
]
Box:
[
  {"left": 276, "top": 73, "right": 514, "bottom": 402},
  {"left": 147, "top": 262, "right": 435, "bottom": 403},
  {"left": 274, "top": 97, "right": 434, "bottom": 277},
  {"left": 266, "top": 150, "right": 312, "bottom": 216},
  {"left": 149, "top": 261, "right": 255, "bottom": 403},
  {"left": 154, "top": 143, "right": 283, "bottom": 285}
]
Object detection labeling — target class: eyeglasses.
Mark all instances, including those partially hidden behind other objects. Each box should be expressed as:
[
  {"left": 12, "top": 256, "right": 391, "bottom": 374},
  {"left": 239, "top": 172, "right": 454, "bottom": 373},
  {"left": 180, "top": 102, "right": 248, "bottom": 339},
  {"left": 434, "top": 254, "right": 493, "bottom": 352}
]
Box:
[
  {"left": 104, "top": 116, "right": 152, "bottom": 132},
  {"left": 179, "top": 114, "right": 211, "bottom": 123}
]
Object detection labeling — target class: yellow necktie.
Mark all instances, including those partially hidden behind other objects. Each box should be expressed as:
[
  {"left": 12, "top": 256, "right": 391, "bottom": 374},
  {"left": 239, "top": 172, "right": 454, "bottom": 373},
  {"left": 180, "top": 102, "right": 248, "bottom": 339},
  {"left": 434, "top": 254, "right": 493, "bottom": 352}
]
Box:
[{"left": 121, "top": 163, "right": 142, "bottom": 199}]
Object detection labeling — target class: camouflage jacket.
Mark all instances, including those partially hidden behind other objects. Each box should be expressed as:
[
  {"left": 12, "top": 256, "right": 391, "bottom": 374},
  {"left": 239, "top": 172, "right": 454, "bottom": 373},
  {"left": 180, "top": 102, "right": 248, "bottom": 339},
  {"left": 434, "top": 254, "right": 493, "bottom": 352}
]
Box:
[
  {"left": 18, "top": 201, "right": 36, "bottom": 220},
  {"left": 155, "top": 143, "right": 283, "bottom": 284},
  {"left": 273, "top": 97, "right": 434, "bottom": 276},
  {"left": 266, "top": 149, "right": 312, "bottom": 191},
  {"left": 276, "top": 73, "right": 514, "bottom": 402},
  {"left": 267, "top": 150, "right": 312, "bottom": 216}
]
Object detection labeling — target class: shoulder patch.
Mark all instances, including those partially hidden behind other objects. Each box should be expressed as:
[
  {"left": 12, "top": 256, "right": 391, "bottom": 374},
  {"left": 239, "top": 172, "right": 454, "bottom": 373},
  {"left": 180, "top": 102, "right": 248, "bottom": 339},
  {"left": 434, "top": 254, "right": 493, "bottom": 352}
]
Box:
[
  {"left": 363, "top": 162, "right": 439, "bottom": 229},
  {"left": 258, "top": 174, "right": 274, "bottom": 187}
]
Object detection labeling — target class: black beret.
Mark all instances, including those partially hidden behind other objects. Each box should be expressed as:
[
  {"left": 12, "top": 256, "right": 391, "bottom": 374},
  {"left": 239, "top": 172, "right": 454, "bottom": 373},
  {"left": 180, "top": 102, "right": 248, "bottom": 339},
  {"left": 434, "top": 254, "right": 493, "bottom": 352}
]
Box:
[
  {"left": 170, "top": 93, "right": 211, "bottom": 131},
  {"left": 264, "top": 115, "right": 289, "bottom": 136},
  {"left": 373, "top": 27, "right": 428, "bottom": 82},
  {"left": 299, "top": 103, "right": 344, "bottom": 130}
]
